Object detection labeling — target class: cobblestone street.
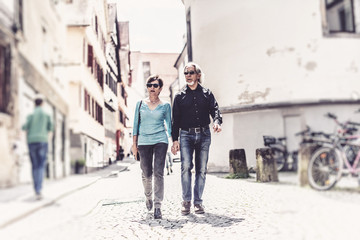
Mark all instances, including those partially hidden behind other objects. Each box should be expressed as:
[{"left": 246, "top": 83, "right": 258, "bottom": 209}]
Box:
[{"left": 1, "top": 160, "right": 360, "bottom": 240}]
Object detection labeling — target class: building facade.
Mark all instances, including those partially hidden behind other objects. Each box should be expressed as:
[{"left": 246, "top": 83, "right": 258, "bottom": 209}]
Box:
[
  {"left": 61, "top": 0, "right": 108, "bottom": 171},
  {"left": 129, "top": 51, "right": 178, "bottom": 130},
  {"left": 0, "top": 0, "right": 71, "bottom": 187},
  {"left": 0, "top": 0, "right": 19, "bottom": 187},
  {"left": 104, "top": 3, "right": 119, "bottom": 163},
  {"left": 116, "top": 21, "right": 131, "bottom": 158},
  {"left": 0, "top": 0, "right": 135, "bottom": 187},
  {"left": 180, "top": 0, "right": 360, "bottom": 171},
  {"left": 130, "top": 52, "right": 179, "bottom": 102}
]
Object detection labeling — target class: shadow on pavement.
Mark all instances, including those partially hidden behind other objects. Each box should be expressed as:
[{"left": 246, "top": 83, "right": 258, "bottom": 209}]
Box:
[{"left": 136, "top": 212, "right": 245, "bottom": 230}]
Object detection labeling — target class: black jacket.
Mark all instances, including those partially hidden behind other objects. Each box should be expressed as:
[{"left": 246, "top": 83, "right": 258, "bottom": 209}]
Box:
[{"left": 171, "top": 84, "right": 222, "bottom": 141}]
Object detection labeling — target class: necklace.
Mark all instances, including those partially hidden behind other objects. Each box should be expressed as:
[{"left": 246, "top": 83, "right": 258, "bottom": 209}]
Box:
[{"left": 149, "top": 98, "right": 160, "bottom": 104}]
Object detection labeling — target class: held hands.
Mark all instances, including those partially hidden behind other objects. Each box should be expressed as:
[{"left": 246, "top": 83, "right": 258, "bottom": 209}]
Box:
[
  {"left": 213, "top": 123, "right": 222, "bottom": 133},
  {"left": 171, "top": 141, "right": 180, "bottom": 155}
]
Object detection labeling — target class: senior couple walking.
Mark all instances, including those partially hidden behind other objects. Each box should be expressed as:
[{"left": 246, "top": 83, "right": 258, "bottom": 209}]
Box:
[{"left": 132, "top": 62, "right": 223, "bottom": 219}]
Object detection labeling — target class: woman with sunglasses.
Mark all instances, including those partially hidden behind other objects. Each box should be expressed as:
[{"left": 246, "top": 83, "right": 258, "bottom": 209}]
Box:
[{"left": 132, "top": 75, "right": 172, "bottom": 219}]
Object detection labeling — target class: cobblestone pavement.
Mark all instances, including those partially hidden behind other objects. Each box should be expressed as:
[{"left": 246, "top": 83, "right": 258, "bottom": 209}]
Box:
[{"left": 2, "top": 161, "right": 360, "bottom": 240}]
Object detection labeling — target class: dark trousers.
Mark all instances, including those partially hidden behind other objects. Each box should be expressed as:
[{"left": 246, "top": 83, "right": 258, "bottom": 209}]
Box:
[{"left": 138, "top": 143, "right": 168, "bottom": 208}]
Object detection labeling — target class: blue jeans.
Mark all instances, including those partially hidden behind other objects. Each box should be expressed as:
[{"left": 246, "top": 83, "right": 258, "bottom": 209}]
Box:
[
  {"left": 180, "top": 128, "right": 211, "bottom": 205},
  {"left": 28, "top": 142, "right": 48, "bottom": 194}
]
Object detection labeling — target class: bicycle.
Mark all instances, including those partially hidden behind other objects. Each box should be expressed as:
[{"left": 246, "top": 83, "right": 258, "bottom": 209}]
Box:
[
  {"left": 263, "top": 127, "right": 312, "bottom": 172},
  {"left": 307, "top": 113, "right": 360, "bottom": 190}
]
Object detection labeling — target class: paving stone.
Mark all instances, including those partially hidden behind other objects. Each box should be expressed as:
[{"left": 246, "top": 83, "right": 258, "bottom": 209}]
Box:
[{"left": 2, "top": 161, "right": 360, "bottom": 240}]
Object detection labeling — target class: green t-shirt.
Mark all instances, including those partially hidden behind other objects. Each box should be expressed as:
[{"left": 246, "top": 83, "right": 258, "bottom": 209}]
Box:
[{"left": 22, "top": 107, "right": 53, "bottom": 143}]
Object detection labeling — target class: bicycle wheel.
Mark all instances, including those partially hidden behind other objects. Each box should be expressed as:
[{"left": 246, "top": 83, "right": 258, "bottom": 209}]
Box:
[
  {"left": 343, "top": 145, "right": 359, "bottom": 166},
  {"left": 308, "top": 147, "right": 343, "bottom": 191},
  {"left": 272, "top": 148, "right": 286, "bottom": 171}
]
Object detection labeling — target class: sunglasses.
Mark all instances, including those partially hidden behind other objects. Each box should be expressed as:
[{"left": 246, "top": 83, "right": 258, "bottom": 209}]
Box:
[
  {"left": 146, "top": 83, "right": 160, "bottom": 88},
  {"left": 184, "top": 71, "right": 196, "bottom": 75}
]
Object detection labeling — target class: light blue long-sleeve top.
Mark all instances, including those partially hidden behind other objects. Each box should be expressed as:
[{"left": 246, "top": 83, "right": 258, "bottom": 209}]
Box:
[{"left": 133, "top": 100, "right": 172, "bottom": 146}]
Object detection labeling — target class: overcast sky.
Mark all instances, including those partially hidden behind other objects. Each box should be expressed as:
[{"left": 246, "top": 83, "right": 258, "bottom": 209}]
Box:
[{"left": 116, "top": 0, "right": 186, "bottom": 53}]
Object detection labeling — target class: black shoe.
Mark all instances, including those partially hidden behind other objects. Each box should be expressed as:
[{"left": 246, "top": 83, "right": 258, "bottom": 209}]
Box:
[
  {"left": 194, "top": 204, "right": 205, "bottom": 214},
  {"left": 154, "top": 208, "right": 162, "bottom": 219},
  {"left": 170, "top": 167, "right": 173, "bottom": 173},
  {"left": 146, "top": 199, "right": 153, "bottom": 211},
  {"left": 181, "top": 201, "right": 191, "bottom": 215}
]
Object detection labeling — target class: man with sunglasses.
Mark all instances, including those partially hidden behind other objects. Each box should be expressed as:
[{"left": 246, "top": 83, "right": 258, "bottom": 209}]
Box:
[{"left": 171, "top": 62, "right": 222, "bottom": 215}]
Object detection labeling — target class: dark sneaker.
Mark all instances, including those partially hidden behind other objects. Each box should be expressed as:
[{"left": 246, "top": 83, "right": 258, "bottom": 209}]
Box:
[
  {"left": 194, "top": 204, "right": 205, "bottom": 214},
  {"left": 146, "top": 199, "right": 153, "bottom": 211},
  {"left": 181, "top": 201, "right": 191, "bottom": 215},
  {"left": 154, "top": 208, "right": 162, "bottom": 219}
]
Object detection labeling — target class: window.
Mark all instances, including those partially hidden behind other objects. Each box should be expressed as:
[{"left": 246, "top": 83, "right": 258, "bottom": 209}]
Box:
[
  {"left": 18, "top": 0, "right": 23, "bottom": 32},
  {"left": 97, "top": 67, "right": 103, "bottom": 89},
  {"left": 121, "top": 85, "right": 125, "bottom": 99},
  {"left": 142, "top": 61, "right": 150, "bottom": 80},
  {"left": 119, "top": 111, "right": 123, "bottom": 124},
  {"left": 325, "top": 0, "right": 360, "bottom": 34},
  {"left": 106, "top": 72, "right": 109, "bottom": 85},
  {"left": 95, "top": 15, "right": 98, "bottom": 35},
  {"left": 106, "top": 72, "right": 117, "bottom": 95},
  {"left": 0, "top": 45, "right": 11, "bottom": 113},
  {"left": 92, "top": 98, "right": 95, "bottom": 118},
  {"left": 96, "top": 103, "right": 103, "bottom": 125},
  {"left": 87, "top": 44, "right": 93, "bottom": 72},
  {"left": 84, "top": 89, "right": 88, "bottom": 111}
]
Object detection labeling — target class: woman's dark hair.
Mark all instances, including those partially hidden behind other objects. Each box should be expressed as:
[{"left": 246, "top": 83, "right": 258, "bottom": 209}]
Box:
[
  {"left": 146, "top": 75, "right": 163, "bottom": 88},
  {"left": 35, "top": 99, "right": 43, "bottom": 106}
]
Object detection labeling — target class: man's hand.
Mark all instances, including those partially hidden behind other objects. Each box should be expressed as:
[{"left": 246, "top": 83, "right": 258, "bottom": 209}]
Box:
[
  {"left": 213, "top": 123, "right": 222, "bottom": 133},
  {"left": 171, "top": 141, "right": 180, "bottom": 154}
]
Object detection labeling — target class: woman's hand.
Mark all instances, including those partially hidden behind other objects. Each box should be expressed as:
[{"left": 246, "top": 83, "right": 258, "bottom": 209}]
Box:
[
  {"left": 171, "top": 141, "right": 180, "bottom": 154},
  {"left": 132, "top": 145, "right": 138, "bottom": 160}
]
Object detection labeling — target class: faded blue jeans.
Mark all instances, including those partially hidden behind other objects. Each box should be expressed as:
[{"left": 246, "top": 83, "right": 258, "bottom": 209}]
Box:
[
  {"left": 28, "top": 142, "right": 48, "bottom": 194},
  {"left": 180, "top": 128, "right": 211, "bottom": 205}
]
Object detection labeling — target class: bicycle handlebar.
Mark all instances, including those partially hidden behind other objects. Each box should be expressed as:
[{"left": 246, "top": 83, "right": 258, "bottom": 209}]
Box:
[
  {"left": 295, "top": 125, "right": 311, "bottom": 136},
  {"left": 325, "top": 112, "right": 337, "bottom": 119},
  {"left": 310, "top": 131, "right": 332, "bottom": 139},
  {"left": 347, "top": 121, "right": 360, "bottom": 127}
]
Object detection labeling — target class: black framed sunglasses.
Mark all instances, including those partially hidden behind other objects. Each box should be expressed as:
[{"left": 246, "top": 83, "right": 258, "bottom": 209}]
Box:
[
  {"left": 146, "top": 83, "right": 159, "bottom": 88},
  {"left": 184, "top": 71, "right": 196, "bottom": 75}
]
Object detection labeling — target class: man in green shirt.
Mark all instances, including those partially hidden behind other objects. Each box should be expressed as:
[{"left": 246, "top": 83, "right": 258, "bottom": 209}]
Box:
[{"left": 22, "top": 94, "right": 53, "bottom": 200}]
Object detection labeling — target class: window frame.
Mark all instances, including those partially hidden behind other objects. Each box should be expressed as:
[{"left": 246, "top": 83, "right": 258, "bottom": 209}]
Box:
[
  {"left": 0, "top": 44, "right": 11, "bottom": 114},
  {"left": 322, "top": 0, "right": 360, "bottom": 37}
]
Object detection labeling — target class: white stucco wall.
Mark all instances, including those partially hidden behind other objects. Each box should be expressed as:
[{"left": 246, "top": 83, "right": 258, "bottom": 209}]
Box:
[
  {"left": 184, "top": 0, "right": 360, "bottom": 107},
  {"left": 183, "top": 0, "right": 360, "bottom": 172}
]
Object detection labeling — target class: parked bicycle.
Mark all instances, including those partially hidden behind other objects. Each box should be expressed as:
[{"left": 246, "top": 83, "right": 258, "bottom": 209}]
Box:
[
  {"left": 307, "top": 112, "right": 360, "bottom": 190},
  {"left": 263, "top": 127, "right": 313, "bottom": 171}
]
